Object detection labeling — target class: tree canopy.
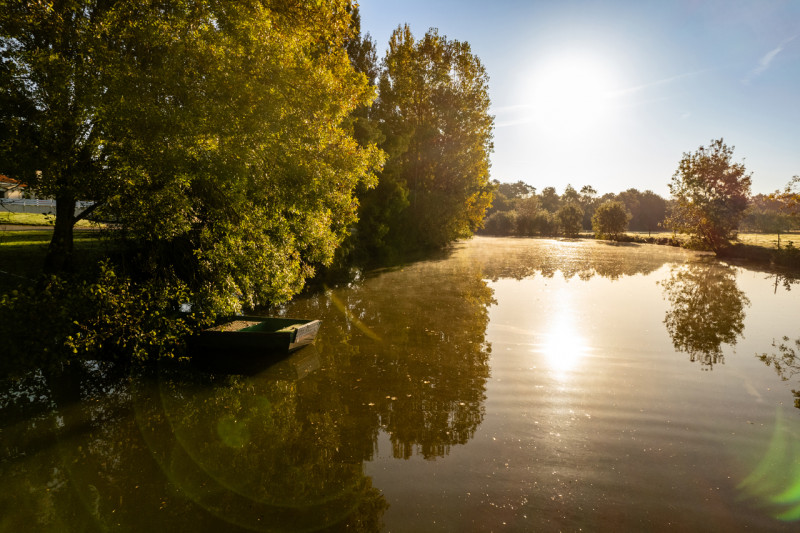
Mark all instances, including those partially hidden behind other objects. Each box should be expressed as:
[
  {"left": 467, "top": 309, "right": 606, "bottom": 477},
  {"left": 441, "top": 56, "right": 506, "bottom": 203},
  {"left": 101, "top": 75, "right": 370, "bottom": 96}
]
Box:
[
  {"left": 592, "top": 200, "right": 631, "bottom": 240},
  {"left": 665, "top": 138, "right": 751, "bottom": 251},
  {"left": 557, "top": 202, "right": 583, "bottom": 237},
  {"left": 357, "top": 25, "right": 494, "bottom": 254},
  {"left": 0, "top": 0, "right": 384, "bottom": 314}
]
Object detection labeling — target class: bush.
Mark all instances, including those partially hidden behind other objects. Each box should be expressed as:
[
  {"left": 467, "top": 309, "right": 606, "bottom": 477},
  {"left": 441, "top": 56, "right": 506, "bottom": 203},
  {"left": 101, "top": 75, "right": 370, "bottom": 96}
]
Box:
[{"left": 0, "top": 263, "right": 202, "bottom": 376}]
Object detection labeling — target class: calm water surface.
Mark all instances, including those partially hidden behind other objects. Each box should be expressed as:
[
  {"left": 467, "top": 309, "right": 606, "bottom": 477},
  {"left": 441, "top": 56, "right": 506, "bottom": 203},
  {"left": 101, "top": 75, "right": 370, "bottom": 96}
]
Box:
[{"left": 3, "top": 237, "right": 800, "bottom": 532}]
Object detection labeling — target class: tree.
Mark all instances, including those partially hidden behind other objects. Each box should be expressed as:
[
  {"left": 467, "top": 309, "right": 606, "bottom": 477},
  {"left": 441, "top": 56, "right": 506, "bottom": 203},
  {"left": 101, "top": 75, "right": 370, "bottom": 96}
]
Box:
[
  {"left": 557, "top": 202, "right": 584, "bottom": 237},
  {"left": 497, "top": 180, "right": 535, "bottom": 200},
  {"left": 758, "top": 336, "right": 800, "bottom": 409},
  {"left": 345, "top": 5, "right": 383, "bottom": 148},
  {"left": 579, "top": 185, "right": 598, "bottom": 229},
  {"left": 742, "top": 194, "right": 795, "bottom": 246},
  {"left": 364, "top": 25, "right": 494, "bottom": 252},
  {"left": 665, "top": 138, "right": 752, "bottom": 251},
  {"left": 592, "top": 200, "right": 631, "bottom": 240},
  {"left": 482, "top": 210, "right": 516, "bottom": 235},
  {"left": 616, "top": 189, "right": 641, "bottom": 228},
  {"left": 539, "top": 186, "right": 560, "bottom": 212},
  {"left": 484, "top": 180, "right": 534, "bottom": 217},
  {"left": 616, "top": 188, "right": 668, "bottom": 234},
  {"left": 0, "top": 0, "right": 114, "bottom": 272},
  {"left": 770, "top": 176, "right": 800, "bottom": 226},
  {"left": 637, "top": 190, "right": 668, "bottom": 235},
  {"left": 1, "top": 1, "right": 384, "bottom": 314}
]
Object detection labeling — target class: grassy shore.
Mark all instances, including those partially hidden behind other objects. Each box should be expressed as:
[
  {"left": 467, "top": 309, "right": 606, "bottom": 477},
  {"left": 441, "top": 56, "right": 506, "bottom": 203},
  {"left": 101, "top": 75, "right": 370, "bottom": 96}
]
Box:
[
  {"left": 0, "top": 211, "right": 102, "bottom": 227},
  {"left": 602, "top": 231, "right": 800, "bottom": 268},
  {"left": 0, "top": 226, "right": 108, "bottom": 292}
]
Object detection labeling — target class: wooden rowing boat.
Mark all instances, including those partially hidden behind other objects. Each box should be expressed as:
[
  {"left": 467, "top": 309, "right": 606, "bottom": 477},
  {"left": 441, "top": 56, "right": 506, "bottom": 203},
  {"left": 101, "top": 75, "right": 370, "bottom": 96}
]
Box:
[{"left": 190, "top": 316, "right": 321, "bottom": 372}]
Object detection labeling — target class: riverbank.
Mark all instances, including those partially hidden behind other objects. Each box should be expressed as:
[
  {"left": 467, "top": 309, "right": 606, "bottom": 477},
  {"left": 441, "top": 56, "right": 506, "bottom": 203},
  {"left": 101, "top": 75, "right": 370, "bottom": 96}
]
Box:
[
  {"left": 484, "top": 230, "right": 800, "bottom": 271},
  {"left": 610, "top": 231, "right": 800, "bottom": 270}
]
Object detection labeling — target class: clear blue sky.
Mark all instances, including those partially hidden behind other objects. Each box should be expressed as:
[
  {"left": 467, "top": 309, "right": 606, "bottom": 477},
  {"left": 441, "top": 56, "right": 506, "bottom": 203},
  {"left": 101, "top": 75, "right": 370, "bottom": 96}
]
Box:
[{"left": 359, "top": 0, "right": 800, "bottom": 197}]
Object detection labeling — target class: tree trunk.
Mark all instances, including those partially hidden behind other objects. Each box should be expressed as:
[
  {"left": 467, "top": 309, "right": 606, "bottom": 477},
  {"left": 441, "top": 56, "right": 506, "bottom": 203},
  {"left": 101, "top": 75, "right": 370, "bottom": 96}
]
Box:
[{"left": 43, "top": 193, "right": 77, "bottom": 274}]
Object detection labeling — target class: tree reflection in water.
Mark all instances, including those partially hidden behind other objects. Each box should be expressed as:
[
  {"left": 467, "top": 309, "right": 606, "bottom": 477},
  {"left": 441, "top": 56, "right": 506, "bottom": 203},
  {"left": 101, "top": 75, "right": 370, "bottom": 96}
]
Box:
[
  {"left": 758, "top": 337, "right": 800, "bottom": 409},
  {"left": 660, "top": 261, "right": 749, "bottom": 369},
  {"left": 0, "top": 358, "right": 391, "bottom": 532},
  {"left": 468, "top": 238, "right": 678, "bottom": 283},
  {"left": 282, "top": 252, "right": 497, "bottom": 460},
  {"left": 0, "top": 249, "right": 497, "bottom": 531}
]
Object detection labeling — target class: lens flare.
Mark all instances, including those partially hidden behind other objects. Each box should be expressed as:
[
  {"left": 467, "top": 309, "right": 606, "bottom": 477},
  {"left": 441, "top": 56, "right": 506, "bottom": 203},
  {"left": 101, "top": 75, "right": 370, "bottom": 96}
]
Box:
[{"left": 738, "top": 407, "right": 800, "bottom": 521}]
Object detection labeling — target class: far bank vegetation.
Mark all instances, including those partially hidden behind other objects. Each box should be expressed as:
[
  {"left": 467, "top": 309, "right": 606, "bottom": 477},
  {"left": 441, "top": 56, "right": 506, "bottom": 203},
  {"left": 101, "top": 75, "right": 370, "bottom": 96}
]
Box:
[{"left": 480, "top": 178, "right": 800, "bottom": 251}]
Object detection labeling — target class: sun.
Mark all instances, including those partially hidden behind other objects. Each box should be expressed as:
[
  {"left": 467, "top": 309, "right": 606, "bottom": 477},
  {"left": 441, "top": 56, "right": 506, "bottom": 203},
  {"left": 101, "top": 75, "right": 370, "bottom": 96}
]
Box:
[{"left": 526, "top": 53, "right": 619, "bottom": 136}]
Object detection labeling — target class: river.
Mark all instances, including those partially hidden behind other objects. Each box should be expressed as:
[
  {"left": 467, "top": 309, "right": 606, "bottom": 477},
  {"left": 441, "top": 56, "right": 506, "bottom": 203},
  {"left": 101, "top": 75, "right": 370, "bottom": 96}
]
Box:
[{"left": 2, "top": 236, "right": 799, "bottom": 531}]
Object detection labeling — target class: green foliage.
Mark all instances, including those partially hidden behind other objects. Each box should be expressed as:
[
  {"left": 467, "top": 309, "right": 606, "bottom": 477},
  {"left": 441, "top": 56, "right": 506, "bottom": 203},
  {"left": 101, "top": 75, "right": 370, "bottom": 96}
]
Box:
[
  {"left": 361, "top": 25, "right": 494, "bottom": 252},
  {"left": 758, "top": 336, "right": 800, "bottom": 409},
  {"left": 109, "top": 1, "right": 384, "bottom": 311},
  {"left": 539, "top": 186, "right": 560, "bottom": 212},
  {"left": 483, "top": 210, "right": 517, "bottom": 235},
  {"left": 665, "top": 138, "right": 752, "bottom": 252},
  {"left": 561, "top": 184, "right": 580, "bottom": 205},
  {"left": 592, "top": 200, "right": 631, "bottom": 240},
  {"left": 0, "top": 1, "right": 389, "bottom": 366},
  {"left": 485, "top": 180, "right": 535, "bottom": 216},
  {"left": 516, "top": 209, "right": 558, "bottom": 236},
  {"left": 741, "top": 193, "right": 796, "bottom": 237},
  {"left": 345, "top": 5, "right": 384, "bottom": 149},
  {"left": 617, "top": 188, "right": 668, "bottom": 233},
  {"left": 772, "top": 175, "right": 800, "bottom": 219},
  {"left": 578, "top": 185, "right": 598, "bottom": 229},
  {"left": 0, "top": 263, "right": 197, "bottom": 376},
  {"left": 2, "top": 1, "right": 384, "bottom": 313},
  {"left": 557, "top": 202, "right": 584, "bottom": 237}
]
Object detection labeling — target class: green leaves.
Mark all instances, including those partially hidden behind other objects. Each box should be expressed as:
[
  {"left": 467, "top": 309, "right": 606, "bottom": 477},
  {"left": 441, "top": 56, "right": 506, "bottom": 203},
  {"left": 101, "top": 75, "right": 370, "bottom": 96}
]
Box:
[
  {"left": 91, "top": 1, "right": 384, "bottom": 312},
  {"left": 592, "top": 200, "right": 632, "bottom": 240},
  {"left": 359, "top": 25, "right": 494, "bottom": 254},
  {"left": 1, "top": 1, "right": 388, "bottom": 363}
]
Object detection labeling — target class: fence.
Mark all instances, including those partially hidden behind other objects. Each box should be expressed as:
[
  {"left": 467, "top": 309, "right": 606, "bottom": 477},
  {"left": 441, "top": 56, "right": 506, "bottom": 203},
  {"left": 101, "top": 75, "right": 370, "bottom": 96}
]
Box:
[{"left": 0, "top": 199, "right": 94, "bottom": 215}]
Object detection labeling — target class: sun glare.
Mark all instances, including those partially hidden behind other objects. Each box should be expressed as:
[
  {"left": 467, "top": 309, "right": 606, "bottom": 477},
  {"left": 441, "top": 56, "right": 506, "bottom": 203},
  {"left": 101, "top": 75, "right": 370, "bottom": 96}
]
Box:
[
  {"left": 539, "top": 301, "right": 589, "bottom": 380},
  {"left": 526, "top": 54, "right": 619, "bottom": 136}
]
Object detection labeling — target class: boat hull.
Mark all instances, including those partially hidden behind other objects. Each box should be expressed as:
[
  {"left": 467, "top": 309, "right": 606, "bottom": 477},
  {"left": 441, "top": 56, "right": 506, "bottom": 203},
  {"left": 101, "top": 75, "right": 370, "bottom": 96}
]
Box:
[{"left": 189, "top": 316, "right": 321, "bottom": 372}]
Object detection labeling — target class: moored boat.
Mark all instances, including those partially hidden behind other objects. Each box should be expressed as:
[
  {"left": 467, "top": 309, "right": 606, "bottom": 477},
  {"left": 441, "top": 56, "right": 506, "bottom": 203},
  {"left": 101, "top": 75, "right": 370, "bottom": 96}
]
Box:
[{"left": 189, "top": 316, "right": 321, "bottom": 372}]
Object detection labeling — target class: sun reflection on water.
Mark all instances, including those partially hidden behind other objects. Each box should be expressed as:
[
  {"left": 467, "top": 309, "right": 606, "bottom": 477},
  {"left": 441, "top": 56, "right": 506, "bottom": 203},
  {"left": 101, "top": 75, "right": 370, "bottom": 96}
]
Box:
[{"left": 539, "top": 298, "right": 589, "bottom": 379}]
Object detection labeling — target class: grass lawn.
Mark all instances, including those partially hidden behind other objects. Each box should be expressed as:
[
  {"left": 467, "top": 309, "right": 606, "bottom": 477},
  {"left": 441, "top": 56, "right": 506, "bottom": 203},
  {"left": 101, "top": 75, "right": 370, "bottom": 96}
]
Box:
[
  {"left": 736, "top": 232, "right": 799, "bottom": 248},
  {"left": 0, "top": 211, "right": 100, "bottom": 227},
  {"left": 0, "top": 228, "right": 109, "bottom": 292},
  {"left": 626, "top": 231, "right": 799, "bottom": 249}
]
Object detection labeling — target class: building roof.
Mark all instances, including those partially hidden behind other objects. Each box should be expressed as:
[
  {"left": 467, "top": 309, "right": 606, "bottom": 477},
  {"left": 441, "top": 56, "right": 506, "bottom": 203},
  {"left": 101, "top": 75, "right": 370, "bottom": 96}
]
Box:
[{"left": 0, "top": 175, "right": 25, "bottom": 190}]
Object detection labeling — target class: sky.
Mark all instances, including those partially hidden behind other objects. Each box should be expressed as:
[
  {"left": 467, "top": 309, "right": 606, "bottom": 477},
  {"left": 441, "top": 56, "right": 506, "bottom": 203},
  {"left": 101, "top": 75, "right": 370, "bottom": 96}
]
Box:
[{"left": 359, "top": 0, "right": 800, "bottom": 197}]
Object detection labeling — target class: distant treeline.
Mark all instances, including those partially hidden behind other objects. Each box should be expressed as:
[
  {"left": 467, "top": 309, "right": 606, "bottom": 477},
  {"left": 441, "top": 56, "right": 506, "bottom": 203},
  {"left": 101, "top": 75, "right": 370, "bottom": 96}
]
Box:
[
  {"left": 480, "top": 182, "right": 667, "bottom": 237},
  {"left": 740, "top": 193, "right": 799, "bottom": 234},
  {"left": 481, "top": 181, "right": 799, "bottom": 238}
]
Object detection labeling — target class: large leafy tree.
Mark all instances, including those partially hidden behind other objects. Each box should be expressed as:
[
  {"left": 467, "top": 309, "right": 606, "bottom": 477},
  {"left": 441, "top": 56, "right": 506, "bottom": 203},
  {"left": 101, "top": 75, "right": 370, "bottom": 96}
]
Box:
[
  {"left": 1, "top": 1, "right": 383, "bottom": 313},
  {"left": 362, "top": 25, "right": 494, "bottom": 252},
  {"left": 0, "top": 0, "right": 113, "bottom": 272},
  {"left": 665, "top": 138, "right": 751, "bottom": 251},
  {"left": 556, "top": 202, "right": 583, "bottom": 237},
  {"left": 538, "top": 186, "right": 560, "bottom": 212}
]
